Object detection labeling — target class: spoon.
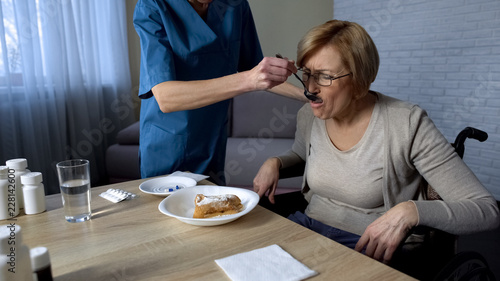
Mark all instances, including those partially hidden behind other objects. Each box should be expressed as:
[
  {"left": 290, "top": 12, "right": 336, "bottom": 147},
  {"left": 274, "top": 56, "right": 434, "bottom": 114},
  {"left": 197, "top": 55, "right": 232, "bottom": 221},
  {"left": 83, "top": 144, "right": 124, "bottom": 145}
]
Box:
[{"left": 275, "top": 54, "right": 321, "bottom": 102}]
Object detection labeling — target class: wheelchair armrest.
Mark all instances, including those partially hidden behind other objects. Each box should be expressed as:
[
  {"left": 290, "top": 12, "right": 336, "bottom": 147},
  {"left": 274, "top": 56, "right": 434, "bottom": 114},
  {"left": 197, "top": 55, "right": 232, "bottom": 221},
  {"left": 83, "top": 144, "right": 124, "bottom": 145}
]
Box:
[{"left": 392, "top": 226, "right": 457, "bottom": 280}]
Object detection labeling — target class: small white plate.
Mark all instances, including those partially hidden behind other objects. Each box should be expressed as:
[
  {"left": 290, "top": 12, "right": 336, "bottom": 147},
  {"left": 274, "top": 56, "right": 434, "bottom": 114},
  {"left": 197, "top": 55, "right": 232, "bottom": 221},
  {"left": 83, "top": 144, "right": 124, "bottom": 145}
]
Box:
[
  {"left": 158, "top": 185, "right": 259, "bottom": 226},
  {"left": 139, "top": 176, "right": 197, "bottom": 196}
]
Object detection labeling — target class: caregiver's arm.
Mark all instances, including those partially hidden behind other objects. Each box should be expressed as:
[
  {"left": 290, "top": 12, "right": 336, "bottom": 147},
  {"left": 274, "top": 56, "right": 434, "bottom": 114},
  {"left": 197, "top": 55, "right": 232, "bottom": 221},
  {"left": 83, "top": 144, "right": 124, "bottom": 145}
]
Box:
[{"left": 152, "top": 57, "right": 302, "bottom": 113}]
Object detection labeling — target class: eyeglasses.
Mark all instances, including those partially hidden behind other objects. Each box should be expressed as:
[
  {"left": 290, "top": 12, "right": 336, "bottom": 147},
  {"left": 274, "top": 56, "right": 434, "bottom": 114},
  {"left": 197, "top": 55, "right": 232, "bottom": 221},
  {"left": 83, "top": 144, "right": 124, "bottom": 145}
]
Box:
[
  {"left": 275, "top": 53, "right": 351, "bottom": 102},
  {"left": 299, "top": 69, "right": 352, "bottom": 87}
]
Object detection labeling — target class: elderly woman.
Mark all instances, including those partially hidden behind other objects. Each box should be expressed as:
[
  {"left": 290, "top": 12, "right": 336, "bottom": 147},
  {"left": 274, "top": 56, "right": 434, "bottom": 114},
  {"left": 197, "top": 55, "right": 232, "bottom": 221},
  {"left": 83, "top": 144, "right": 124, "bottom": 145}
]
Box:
[{"left": 253, "top": 20, "right": 499, "bottom": 265}]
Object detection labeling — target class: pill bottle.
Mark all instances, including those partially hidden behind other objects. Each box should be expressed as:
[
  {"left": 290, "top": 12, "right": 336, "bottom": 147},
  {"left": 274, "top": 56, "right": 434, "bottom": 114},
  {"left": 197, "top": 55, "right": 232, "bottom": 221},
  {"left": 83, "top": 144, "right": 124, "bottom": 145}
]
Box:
[
  {"left": 0, "top": 224, "right": 34, "bottom": 281},
  {"left": 5, "top": 158, "right": 30, "bottom": 213},
  {"left": 0, "top": 166, "right": 10, "bottom": 220},
  {"left": 30, "top": 246, "right": 53, "bottom": 281},
  {"left": 21, "top": 172, "right": 46, "bottom": 215}
]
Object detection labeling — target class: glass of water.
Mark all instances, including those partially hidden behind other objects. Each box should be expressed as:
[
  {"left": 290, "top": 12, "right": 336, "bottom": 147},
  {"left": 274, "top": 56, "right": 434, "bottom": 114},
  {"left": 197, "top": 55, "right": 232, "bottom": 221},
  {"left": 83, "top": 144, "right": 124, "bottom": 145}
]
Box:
[{"left": 56, "top": 159, "right": 91, "bottom": 222}]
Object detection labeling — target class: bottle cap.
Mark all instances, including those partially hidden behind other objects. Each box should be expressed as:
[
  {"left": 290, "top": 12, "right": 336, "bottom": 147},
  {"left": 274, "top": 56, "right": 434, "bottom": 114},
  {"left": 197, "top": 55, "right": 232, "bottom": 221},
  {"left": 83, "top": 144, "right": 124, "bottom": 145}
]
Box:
[
  {"left": 30, "top": 246, "right": 51, "bottom": 271},
  {"left": 0, "top": 166, "right": 7, "bottom": 177},
  {"left": 0, "top": 224, "right": 22, "bottom": 254},
  {"left": 6, "top": 158, "right": 28, "bottom": 170},
  {"left": 21, "top": 172, "right": 43, "bottom": 185}
]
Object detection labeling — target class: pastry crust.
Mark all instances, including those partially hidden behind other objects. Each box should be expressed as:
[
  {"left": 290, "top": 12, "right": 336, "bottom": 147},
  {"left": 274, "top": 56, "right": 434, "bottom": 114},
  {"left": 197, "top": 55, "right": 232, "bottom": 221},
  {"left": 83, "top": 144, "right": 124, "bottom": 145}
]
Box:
[{"left": 193, "top": 194, "right": 243, "bottom": 218}]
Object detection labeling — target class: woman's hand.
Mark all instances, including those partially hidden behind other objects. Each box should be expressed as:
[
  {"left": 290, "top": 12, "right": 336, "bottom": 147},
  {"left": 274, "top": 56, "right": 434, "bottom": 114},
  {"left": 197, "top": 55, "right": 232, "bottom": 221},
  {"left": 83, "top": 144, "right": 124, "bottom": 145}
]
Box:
[
  {"left": 247, "top": 57, "right": 297, "bottom": 91},
  {"left": 354, "top": 201, "right": 419, "bottom": 264},
  {"left": 253, "top": 157, "right": 282, "bottom": 204}
]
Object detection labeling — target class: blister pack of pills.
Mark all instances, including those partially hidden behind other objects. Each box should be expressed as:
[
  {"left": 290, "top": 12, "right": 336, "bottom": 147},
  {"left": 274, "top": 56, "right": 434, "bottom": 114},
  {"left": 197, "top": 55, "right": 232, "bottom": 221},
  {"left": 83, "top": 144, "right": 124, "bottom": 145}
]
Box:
[{"left": 99, "top": 188, "right": 138, "bottom": 203}]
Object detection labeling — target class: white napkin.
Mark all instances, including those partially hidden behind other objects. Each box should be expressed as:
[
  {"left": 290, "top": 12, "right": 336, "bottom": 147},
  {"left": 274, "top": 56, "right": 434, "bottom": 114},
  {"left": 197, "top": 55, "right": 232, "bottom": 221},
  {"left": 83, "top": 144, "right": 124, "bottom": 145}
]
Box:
[
  {"left": 215, "top": 244, "right": 318, "bottom": 281},
  {"left": 168, "top": 171, "right": 209, "bottom": 182}
]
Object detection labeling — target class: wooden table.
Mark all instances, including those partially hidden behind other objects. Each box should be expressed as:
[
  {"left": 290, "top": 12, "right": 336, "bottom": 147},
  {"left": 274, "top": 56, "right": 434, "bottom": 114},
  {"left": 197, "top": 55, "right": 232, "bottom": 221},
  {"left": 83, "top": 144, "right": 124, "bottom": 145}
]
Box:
[{"left": 12, "top": 178, "right": 414, "bottom": 280}]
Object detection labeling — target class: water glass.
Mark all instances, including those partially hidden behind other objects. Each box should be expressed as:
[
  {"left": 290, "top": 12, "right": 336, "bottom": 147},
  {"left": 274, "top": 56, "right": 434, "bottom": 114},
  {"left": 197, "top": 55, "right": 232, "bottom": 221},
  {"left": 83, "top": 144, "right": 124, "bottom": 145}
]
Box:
[{"left": 56, "top": 159, "right": 91, "bottom": 222}]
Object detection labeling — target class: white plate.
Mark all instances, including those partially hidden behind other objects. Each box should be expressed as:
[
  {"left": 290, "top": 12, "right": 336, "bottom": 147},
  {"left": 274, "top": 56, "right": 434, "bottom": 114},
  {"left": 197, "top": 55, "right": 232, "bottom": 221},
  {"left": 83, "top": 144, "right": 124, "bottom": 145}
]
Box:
[
  {"left": 158, "top": 185, "right": 260, "bottom": 226},
  {"left": 139, "top": 176, "right": 197, "bottom": 196}
]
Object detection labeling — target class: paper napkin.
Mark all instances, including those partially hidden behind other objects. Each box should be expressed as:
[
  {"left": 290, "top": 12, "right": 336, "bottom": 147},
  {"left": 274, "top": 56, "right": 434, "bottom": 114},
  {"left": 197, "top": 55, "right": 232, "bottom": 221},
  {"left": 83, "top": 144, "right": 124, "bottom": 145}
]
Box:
[
  {"left": 168, "top": 171, "right": 209, "bottom": 182},
  {"left": 215, "top": 244, "right": 318, "bottom": 281}
]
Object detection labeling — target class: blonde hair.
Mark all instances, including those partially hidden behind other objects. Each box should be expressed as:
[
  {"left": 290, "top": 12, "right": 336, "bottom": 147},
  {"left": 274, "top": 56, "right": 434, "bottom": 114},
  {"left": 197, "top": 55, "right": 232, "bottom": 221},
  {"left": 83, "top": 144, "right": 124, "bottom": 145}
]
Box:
[{"left": 297, "top": 20, "right": 379, "bottom": 97}]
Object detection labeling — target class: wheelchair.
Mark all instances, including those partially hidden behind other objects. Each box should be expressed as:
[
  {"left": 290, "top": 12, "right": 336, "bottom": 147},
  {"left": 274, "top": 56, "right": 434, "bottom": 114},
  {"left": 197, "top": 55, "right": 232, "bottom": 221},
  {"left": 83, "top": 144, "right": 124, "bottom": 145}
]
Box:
[
  {"left": 418, "top": 127, "right": 494, "bottom": 281},
  {"left": 259, "top": 127, "right": 495, "bottom": 281}
]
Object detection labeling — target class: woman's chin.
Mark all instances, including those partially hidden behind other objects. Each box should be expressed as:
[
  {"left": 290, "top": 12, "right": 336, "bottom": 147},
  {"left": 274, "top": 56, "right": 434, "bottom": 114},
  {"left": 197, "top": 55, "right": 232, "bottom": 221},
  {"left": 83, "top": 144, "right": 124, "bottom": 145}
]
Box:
[{"left": 310, "top": 101, "right": 329, "bottom": 119}]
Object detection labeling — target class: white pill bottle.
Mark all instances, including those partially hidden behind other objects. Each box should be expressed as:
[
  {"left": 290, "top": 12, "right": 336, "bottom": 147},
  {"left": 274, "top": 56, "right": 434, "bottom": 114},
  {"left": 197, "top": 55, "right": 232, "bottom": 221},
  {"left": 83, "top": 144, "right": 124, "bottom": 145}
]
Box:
[
  {"left": 5, "top": 158, "right": 30, "bottom": 215},
  {"left": 21, "top": 172, "right": 46, "bottom": 215}
]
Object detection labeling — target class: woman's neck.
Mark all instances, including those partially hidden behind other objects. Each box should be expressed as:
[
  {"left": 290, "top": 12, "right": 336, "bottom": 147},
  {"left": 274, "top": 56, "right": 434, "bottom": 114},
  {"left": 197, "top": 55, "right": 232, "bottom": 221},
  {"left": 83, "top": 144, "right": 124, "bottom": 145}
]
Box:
[{"left": 331, "top": 91, "right": 376, "bottom": 128}]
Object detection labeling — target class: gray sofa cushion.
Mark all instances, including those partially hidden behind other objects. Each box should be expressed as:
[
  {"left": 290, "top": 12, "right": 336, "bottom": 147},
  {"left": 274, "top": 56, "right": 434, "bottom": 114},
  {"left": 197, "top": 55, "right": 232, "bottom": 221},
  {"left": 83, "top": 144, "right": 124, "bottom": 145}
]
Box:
[
  {"left": 226, "top": 91, "right": 304, "bottom": 191},
  {"left": 105, "top": 143, "right": 140, "bottom": 183},
  {"left": 225, "top": 137, "right": 302, "bottom": 191},
  {"left": 116, "top": 121, "right": 140, "bottom": 145},
  {"left": 231, "top": 91, "right": 303, "bottom": 139}
]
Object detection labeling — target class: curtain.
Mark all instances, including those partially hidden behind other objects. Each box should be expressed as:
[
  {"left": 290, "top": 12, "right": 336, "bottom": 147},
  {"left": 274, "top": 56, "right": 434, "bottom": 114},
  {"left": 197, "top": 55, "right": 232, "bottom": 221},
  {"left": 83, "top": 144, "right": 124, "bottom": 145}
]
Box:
[{"left": 0, "top": 0, "right": 136, "bottom": 194}]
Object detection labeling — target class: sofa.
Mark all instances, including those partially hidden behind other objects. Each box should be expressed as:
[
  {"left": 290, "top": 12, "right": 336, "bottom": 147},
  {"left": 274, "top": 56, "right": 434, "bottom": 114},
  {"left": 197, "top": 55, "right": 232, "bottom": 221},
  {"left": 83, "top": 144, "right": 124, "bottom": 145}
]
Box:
[{"left": 105, "top": 90, "right": 304, "bottom": 193}]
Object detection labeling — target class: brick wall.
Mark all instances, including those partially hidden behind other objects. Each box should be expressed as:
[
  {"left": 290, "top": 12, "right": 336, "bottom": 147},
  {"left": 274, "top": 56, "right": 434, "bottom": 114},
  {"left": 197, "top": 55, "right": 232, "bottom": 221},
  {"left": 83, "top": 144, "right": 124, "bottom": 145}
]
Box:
[{"left": 334, "top": 0, "right": 500, "bottom": 199}]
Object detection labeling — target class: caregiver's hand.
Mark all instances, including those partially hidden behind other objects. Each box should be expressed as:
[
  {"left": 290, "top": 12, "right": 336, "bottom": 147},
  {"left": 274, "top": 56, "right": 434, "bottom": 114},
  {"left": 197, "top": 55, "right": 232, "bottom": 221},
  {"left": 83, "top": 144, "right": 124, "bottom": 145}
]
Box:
[{"left": 246, "top": 56, "right": 297, "bottom": 91}]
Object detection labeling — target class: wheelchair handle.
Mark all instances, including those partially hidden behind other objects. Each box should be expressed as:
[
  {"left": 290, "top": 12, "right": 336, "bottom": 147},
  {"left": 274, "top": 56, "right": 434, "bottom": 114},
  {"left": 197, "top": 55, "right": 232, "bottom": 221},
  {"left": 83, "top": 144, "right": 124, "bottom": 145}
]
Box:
[
  {"left": 454, "top": 127, "right": 488, "bottom": 145},
  {"left": 467, "top": 127, "right": 488, "bottom": 142},
  {"left": 452, "top": 127, "right": 488, "bottom": 158}
]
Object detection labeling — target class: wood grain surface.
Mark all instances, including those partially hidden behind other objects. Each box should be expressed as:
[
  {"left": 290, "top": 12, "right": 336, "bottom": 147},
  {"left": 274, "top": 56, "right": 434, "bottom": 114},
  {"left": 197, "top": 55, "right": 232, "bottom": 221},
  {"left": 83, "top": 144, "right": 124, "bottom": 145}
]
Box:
[{"left": 12, "top": 178, "right": 414, "bottom": 280}]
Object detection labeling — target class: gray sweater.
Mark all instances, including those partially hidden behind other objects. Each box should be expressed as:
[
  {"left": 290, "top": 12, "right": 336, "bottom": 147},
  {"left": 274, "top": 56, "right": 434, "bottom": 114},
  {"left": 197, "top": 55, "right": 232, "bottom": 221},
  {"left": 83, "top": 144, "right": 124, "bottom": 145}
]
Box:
[{"left": 278, "top": 92, "right": 499, "bottom": 235}]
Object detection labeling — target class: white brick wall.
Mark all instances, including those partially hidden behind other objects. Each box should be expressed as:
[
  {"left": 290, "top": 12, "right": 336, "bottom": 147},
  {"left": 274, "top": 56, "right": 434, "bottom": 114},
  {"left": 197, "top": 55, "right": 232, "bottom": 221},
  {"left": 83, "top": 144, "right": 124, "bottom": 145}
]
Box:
[{"left": 334, "top": 0, "right": 500, "bottom": 199}]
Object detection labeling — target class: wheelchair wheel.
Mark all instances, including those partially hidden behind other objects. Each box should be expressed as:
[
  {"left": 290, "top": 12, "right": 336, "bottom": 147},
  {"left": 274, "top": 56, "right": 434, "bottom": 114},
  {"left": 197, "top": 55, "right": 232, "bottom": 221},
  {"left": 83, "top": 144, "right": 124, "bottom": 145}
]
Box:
[{"left": 433, "top": 251, "right": 496, "bottom": 281}]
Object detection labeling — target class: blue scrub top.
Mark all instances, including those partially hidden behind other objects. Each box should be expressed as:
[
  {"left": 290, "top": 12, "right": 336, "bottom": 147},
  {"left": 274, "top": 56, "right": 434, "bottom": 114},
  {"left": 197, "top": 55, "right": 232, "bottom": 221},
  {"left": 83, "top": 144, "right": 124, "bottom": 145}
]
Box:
[{"left": 134, "top": 0, "right": 263, "bottom": 184}]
